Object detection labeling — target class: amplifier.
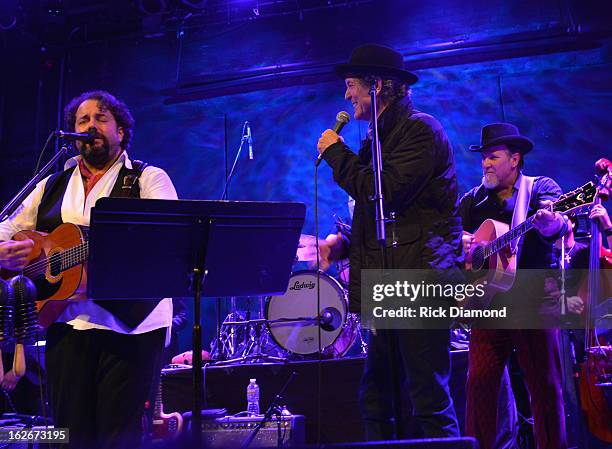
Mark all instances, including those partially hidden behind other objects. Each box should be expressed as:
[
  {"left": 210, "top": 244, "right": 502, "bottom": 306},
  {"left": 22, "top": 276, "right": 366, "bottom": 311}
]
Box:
[{"left": 187, "top": 415, "right": 305, "bottom": 448}]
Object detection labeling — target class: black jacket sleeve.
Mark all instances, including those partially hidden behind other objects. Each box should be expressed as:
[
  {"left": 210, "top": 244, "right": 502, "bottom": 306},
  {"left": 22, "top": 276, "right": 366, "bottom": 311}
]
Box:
[{"left": 322, "top": 118, "right": 437, "bottom": 210}]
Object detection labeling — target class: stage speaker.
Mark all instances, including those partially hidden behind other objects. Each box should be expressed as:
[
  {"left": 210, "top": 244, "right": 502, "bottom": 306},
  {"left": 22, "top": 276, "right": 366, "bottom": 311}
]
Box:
[{"left": 184, "top": 414, "right": 305, "bottom": 448}]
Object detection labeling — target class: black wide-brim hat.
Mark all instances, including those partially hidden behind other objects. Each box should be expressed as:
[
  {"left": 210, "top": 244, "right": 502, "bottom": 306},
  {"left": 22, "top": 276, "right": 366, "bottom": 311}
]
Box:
[
  {"left": 469, "top": 122, "right": 534, "bottom": 154},
  {"left": 335, "top": 44, "right": 418, "bottom": 85}
]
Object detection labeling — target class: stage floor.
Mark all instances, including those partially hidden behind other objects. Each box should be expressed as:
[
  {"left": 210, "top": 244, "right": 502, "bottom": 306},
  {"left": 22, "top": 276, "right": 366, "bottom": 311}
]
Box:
[{"left": 161, "top": 351, "right": 468, "bottom": 444}]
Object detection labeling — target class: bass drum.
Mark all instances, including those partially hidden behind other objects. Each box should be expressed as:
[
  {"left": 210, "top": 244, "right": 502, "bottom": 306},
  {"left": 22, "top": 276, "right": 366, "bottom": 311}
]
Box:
[{"left": 266, "top": 271, "right": 348, "bottom": 355}]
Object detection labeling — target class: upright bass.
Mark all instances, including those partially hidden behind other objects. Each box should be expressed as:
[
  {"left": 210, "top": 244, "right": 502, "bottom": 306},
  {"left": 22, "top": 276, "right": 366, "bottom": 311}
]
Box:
[{"left": 578, "top": 157, "right": 612, "bottom": 443}]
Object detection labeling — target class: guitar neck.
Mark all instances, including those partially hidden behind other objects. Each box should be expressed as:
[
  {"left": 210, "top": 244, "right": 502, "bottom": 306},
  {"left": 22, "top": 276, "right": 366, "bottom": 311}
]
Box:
[
  {"left": 481, "top": 180, "right": 597, "bottom": 259},
  {"left": 154, "top": 381, "right": 163, "bottom": 418},
  {"left": 483, "top": 215, "right": 535, "bottom": 259}
]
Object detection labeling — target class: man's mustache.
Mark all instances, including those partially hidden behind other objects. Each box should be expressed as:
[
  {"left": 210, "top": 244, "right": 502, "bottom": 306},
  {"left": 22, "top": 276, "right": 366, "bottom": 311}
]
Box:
[{"left": 84, "top": 134, "right": 106, "bottom": 145}]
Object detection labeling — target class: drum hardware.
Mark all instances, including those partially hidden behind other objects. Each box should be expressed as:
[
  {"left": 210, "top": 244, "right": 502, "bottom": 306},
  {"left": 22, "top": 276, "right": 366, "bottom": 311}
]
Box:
[
  {"left": 209, "top": 297, "right": 246, "bottom": 361},
  {"left": 210, "top": 271, "right": 366, "bottom": 363},
  {"left": 213, "top": 311, "right": 342, "bottom": 365},
  {"left": 212, "top": 317, "right": 288, "bottom": 366},
  {"left": 211, "top": 295, "right": 288, "bottom": 365},
  {"left": 321, "top": 312, "right": 367, "bottom": 358},
  {"left": 266, "top": 311, "right": 341, "bottom": 329},
  {"left": 349, "top": 313, "right": 368, "bottom": 355}
]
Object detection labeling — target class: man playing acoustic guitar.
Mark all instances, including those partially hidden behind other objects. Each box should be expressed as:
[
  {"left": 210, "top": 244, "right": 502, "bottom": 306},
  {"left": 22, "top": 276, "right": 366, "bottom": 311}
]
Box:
[
  {"left": 458, "top": 123, "right": 568, "bottom": 449},
  {"left": 0, "top": 90, "right": 177, "bottom": 449}
]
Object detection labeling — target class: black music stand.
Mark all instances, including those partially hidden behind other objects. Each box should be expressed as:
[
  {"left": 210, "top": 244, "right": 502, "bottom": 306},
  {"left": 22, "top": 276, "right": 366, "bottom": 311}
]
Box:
[{"left": 87, "top": 198, "right": 305, "bottom": 445}]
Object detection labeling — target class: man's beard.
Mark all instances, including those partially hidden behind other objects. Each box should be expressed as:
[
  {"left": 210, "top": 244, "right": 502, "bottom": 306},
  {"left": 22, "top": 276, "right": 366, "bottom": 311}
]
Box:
[
  {"left": 79, "top": 137, "right": 113, "bottom": 168},
  {"left": 482, "top": 173, "right": 500, "bottom": 189}
]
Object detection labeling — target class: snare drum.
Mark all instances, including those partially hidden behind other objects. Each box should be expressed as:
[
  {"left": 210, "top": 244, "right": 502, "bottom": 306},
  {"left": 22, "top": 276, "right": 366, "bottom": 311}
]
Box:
[{"left": 266, "top": 271, "right": 347, "bottom": 355}]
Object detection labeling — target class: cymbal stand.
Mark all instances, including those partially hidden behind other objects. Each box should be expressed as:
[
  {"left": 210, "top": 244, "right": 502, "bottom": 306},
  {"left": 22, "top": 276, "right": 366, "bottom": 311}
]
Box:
[
  {"left": 214, "top": 317, "right": 288, "bottom": 365},
  {"left": 213, "top": 297, "right": 292, "bottom": 365},
  {"left": 210, "top": 297, "right": 245, "bottom": 360},
  {"left": 350, "top": 313, "right": 369, "bottom": 355}
]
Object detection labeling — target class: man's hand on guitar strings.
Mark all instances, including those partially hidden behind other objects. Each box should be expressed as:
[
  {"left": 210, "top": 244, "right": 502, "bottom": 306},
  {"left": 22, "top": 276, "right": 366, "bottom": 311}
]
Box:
[
  {"left": 0, "top": 239, "right": 34, "bottom": 270},
  {"left": 461, "top": 231, "right": 475, "bottom": 255}
]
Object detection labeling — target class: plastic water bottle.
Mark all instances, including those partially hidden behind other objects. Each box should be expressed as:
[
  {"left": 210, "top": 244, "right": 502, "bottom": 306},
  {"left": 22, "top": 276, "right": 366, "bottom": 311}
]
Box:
[{"left": 246, "top": 378, "right": 260, "bottom": 416}]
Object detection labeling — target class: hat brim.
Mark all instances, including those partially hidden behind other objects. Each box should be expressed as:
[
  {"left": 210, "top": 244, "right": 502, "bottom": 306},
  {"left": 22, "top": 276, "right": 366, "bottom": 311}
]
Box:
[
  {"left": 469, "top": 136, "right": 534, "bottom": 154},
  {"left": 335, "top": 63, "right": 418, "bottom": 85}
]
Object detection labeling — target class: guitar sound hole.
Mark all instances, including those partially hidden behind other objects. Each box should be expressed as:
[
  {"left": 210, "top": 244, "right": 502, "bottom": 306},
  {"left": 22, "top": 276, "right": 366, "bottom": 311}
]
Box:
[{"left": 49, "top": 253, "right": 62, "bottom": 276}]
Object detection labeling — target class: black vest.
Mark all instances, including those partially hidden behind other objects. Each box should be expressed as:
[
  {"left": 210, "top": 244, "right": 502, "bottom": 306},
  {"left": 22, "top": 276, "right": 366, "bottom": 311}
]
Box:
[{"left": 37, "top": 160, "right": 161, "bottom": 329}]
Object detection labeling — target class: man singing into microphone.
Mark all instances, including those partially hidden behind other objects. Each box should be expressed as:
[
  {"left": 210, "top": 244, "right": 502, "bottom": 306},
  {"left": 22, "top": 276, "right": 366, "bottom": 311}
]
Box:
[
  {"left": 317, "top": 44, "right": 462, "bottom": 439},
  {"left": 0, "top": 90, "right": 177, "bottom": 448}
]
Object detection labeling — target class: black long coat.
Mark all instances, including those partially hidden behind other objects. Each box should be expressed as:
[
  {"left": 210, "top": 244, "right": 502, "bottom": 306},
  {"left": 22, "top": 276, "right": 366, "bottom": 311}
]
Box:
[{"left": 321, "top": 98, "right": 463, "bottom": 312}]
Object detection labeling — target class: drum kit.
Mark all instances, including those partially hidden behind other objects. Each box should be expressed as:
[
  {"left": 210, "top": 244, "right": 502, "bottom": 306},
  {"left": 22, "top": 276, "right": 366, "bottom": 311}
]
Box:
[{"left": 210, "top": 235, "right": 366, "bottom": 363}]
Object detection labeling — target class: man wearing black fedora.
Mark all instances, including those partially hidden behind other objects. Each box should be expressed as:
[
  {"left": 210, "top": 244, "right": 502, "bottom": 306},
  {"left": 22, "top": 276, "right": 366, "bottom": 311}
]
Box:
[
  {"left": 317, "top": 44, "right": 462, "bottom": 439},
  {"left": 458, "top": 122, "right": 568, "bottom": 449}
]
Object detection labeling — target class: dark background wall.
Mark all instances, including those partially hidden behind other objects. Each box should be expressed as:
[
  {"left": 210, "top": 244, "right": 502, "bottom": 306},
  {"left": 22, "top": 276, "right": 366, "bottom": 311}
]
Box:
[{"left": 1, "top": 0, "right": 611, "bottom": 350}]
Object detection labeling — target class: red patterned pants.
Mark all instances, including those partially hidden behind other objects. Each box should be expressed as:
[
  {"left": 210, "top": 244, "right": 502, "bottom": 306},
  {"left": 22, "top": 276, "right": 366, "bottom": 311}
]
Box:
[{"left": 466, "top": 328, "right": 567, "bottom": 449}]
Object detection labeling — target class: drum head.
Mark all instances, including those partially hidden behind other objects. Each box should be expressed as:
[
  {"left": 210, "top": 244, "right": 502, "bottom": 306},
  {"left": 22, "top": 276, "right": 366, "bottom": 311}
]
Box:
[{"left": 266, "top": 271, "right": 347, "bottom": 355}]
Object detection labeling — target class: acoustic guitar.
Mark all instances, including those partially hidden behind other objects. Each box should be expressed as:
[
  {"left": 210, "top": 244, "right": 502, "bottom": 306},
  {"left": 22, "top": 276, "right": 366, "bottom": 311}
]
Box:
[
  {"left": 464, "top": 181, "right": 597, "bottom": 311},
  {"left": 0, "top": 223, "right": 88, "bottom": 328}
]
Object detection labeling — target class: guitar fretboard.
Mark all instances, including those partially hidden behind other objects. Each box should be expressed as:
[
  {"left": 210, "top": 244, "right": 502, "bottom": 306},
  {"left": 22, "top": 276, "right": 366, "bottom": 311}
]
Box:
[
  {"left": 481, "top": 181, "right": 595, "bottom": 260},
  {"left": 483, "top": 215, "right": 535, "bottom": 258},
  {"left": 154, "top": 381, "right": 163, "bottom": 418}
]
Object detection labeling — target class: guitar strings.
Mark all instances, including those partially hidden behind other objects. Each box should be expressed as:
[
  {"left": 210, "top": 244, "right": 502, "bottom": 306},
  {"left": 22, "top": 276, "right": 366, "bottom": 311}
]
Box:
[
  {"left": 23, "top": 242, "right": 87, "bottom": 276},
  {"left": 22, "top": 241, "right": 89, "bottom": 278},
  {"left": 480, "top": 192, "right": 578, "bottom": 259},
  {"left": 483, "top": 214, "right": 535, "bottom": 258}
]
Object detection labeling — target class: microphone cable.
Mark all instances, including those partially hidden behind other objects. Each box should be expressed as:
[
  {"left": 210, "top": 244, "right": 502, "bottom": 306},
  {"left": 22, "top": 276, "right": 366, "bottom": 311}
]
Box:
[
  {"left": 312, "top": 113, "right": 350, "bottom": 445},
  {"left": 33, "top": 131, "right": 56, "bottom": 175}
]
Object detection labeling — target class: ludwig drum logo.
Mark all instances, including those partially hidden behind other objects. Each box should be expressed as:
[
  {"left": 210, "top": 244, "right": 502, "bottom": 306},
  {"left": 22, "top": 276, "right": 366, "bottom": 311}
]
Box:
[{"left": 289, "top": 280, "right": 316, "bottom": 291}]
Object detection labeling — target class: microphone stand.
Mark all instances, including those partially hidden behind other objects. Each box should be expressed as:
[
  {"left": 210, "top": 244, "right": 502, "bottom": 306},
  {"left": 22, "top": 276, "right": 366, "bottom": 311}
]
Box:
[
  {"left": 221, "top": 122, "right": 249, "bottom": 200},
  {"left": 0, "top": 142, "right": 71, "bottom": 222},
  {"left": 368, "top": 80, "right": 403, "bottom": 439},
  {"left": 369, "top": 81, "right": 386, "bottom": 250},
  {"left": 213, "top": 122, "right": 249, "bottom": 363}
]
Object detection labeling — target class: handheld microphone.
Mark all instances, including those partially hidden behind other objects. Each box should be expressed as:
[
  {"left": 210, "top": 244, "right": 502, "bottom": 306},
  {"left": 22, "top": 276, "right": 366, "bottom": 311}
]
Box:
[
  {"left": 245, "top": 122, "right": 253, "bottom": 160},
  {"left": 315, "top": 111, "right": 350, "bottom": 167},
  {"left": 54, "top": 127, "right": 97, "bottom": 142}
]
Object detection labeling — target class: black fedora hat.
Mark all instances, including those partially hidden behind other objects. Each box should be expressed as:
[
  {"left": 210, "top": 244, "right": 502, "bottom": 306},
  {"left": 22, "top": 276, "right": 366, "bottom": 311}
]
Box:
[
  {"left": 469, "top": 122, "right": 534, "bottom": 154},
  {"left": 335, "top": 44, "right": 418, "bottom": 85}
]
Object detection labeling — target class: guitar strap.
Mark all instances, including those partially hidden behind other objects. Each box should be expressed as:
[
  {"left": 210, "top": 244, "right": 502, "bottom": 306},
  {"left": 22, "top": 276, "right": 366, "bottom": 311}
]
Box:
[
  {"left": 37, "top": 158, "right": 149, "bottom": 231},
  {"left": 36, "top": 169, "right": 73, "bottom": 232},
  {"left": 109, "top": 159, "right": 149, "bottom": 198},
  {"left": 510, "top": 173, "right": 535, "bottom": 254}
]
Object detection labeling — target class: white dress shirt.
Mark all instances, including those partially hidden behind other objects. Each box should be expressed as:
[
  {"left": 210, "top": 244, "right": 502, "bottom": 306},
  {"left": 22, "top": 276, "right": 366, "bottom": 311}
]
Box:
[{"left": 0, "top": 152, "right": 178, "bottom": 340}]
